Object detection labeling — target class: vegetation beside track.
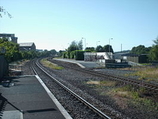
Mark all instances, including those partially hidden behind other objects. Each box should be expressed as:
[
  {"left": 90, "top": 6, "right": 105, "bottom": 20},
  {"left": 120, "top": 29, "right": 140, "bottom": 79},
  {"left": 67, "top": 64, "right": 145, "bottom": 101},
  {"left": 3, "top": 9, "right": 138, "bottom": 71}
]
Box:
[
  {"left": 111, "top": 85, "right": 158, "bottom": 111},
  {"left": 124, "top": 66, "right": 158, "bottom": 83},
  {"left": 86, "top": 80, "right": 158, "bottom": 113},
  {"left": 41, "top": 59, "right": 158, "bottom": 118},
  {"left": 41, "top": 58, "right": 64, "bottom": 70}
]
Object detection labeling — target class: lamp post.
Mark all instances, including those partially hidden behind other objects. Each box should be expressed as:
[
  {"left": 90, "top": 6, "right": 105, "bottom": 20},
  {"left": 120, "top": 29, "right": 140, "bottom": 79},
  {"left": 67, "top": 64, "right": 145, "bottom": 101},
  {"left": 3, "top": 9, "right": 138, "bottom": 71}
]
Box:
[
  {"left": 81, "top": 37, "right": 86, "bottom": 50},
  {"left": 96, "top": 41, "right": 100, "bottom": 48}
]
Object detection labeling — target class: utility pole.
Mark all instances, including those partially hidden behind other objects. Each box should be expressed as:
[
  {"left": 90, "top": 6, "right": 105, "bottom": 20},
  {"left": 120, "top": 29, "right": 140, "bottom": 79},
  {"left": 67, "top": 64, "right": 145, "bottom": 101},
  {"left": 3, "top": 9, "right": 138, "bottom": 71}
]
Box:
[
  {"left": 81, "top": 37, "right": 86, "bottom": 50},
  {"left": 121, "top": 44, "right": 122, "bottom": 52},
  {"left": 109, "top": 38, "right": 113, "bottom": 52},
  {"left": 96, "top": 41, "right": 100, "bottom": 48}
]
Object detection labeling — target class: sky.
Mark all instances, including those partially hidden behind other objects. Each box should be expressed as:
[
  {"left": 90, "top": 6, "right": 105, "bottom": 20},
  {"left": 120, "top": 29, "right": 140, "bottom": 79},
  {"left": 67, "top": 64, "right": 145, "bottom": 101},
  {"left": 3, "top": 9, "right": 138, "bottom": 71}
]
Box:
[{"left": 1, "top": 0, "right": 158, "bottom": 52}]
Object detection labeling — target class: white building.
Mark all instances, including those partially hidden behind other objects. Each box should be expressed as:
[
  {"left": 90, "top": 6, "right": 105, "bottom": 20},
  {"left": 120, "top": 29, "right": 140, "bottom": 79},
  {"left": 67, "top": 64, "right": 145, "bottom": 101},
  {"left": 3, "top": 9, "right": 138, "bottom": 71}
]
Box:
[{"left": 84, "top": 52, "right": 113, "bottom": 62}]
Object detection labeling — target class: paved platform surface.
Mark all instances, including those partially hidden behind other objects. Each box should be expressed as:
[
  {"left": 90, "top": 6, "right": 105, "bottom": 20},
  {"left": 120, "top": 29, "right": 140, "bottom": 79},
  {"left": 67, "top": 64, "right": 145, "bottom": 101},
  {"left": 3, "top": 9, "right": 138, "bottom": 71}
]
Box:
[
  {"left": 54, "top": 58, "right": 104, "bottom": 68},
  {"left": 0, "top": 75, "right": 72, "bottom": 119}
]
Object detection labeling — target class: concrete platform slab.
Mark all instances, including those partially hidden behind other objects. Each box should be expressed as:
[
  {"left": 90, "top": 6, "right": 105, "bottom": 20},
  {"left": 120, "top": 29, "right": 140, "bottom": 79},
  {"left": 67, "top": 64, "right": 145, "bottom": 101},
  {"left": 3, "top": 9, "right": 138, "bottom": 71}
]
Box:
[
  {"left": 54, "top": 58, "right": 104, "bottom": 68},
  {"left": 0, "top": 75, "right": 72, "bottom": 119},
  {"left": 2, "top": 110, "right": 23, "bottom": 119}
]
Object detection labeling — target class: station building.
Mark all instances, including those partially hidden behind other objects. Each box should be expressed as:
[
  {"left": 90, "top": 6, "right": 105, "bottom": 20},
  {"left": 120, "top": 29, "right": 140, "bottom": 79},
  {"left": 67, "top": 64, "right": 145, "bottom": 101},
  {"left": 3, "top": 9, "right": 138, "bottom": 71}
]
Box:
[{"left": 19, "top": 42, "right": 36, "bottom": 51}]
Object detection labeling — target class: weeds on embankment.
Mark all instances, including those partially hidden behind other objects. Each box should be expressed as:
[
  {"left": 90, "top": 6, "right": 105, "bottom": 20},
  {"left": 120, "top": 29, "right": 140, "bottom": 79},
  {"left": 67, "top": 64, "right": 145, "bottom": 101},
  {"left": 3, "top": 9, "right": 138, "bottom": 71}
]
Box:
[
  {"left": 111, "top": 85, "right": 158, "bottom": 111},
  {"left": 125, "top": 66, "right": 158, "bottom": 83},
  {"left": 41, "top": 58, "right": 64, "bottom": 70},
  {"left": 86, "top": 80, "right": 158, "bottom": 113}
]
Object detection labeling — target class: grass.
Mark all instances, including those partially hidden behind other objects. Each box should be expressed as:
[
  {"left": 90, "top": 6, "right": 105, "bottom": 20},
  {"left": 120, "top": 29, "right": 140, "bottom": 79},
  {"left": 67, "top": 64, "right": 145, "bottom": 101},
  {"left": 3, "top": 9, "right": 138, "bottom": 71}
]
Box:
[
  {"left": 109, "top": 85, "right": 158, "bottom": 111},
  {"left": 86, "top": 80, "right": 100, "bottom": 85},
  {"left": 41, "top": 58, "right": 63, "bottom": 70},
  {"left": 134, "top": 67, "right": 158, "bottom": 82},
  {"left": 130, "top": 67, "right": 158, "bottom": 82},
  {"left": 86, "top": 80, "right": 117, "bottom": 87},
  {"left": 111, "top": 85, "right": 140, "bottom": 99},
  {"left": 100, "top": 80, "right": 117, "bottom": 86},
  {"left": 86, "top": 80, "right": 158, "bottom": 111},
  {"left": 86, "top": 80, "right": 117, "bottom": 96}
]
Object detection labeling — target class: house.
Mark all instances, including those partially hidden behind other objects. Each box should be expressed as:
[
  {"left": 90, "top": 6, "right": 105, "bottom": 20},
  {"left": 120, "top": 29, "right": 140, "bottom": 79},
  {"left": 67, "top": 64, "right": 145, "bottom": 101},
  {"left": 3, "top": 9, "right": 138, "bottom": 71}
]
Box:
[
  {"left": 0, "top": 33, "right": 18, "bottom": 43},
  {"left": 19, "top": 42, "right": 36, "bottom": 51}
]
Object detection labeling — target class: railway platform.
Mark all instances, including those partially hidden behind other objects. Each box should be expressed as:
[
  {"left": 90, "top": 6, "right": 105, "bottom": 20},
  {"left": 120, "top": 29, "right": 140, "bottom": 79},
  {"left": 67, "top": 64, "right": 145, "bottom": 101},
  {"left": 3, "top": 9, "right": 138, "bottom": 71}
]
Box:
[
  {"left": 54, "top": 58, "right": 104, "bottom": 68},
  {"left": 0, "top": 75, "right": 72, "bottom": 119}
]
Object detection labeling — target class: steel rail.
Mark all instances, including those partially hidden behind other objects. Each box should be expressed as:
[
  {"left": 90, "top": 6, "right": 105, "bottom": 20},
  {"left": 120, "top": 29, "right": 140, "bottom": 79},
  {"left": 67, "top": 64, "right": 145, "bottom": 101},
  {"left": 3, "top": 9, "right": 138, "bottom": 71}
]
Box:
[
  {"left": 51, "top": 59, "right": 158, "bottom": 91},
  {"left": 32, "top": 59, "right": 111, "bottom": 119},
  {"left": 77, "top": 68, "right": 158, "bottom": 91}
]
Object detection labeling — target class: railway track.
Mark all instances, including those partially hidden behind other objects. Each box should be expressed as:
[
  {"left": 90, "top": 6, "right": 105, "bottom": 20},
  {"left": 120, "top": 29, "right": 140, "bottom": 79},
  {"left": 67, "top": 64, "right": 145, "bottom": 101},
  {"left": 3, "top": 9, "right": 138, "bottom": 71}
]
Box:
[
  {"left": 31, "top": 59, "right": 115, "bottom": 119},
  {"left": 50, "top": 59, "right": 158, "bottom": 92}
]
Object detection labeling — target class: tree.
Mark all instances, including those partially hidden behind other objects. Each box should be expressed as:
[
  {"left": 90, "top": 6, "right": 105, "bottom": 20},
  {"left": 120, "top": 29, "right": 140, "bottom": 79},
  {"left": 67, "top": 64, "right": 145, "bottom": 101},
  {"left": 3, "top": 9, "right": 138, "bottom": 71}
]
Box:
[
  {"left": 103, "top": 45, "right": 114, "bottom": 53},
  {"left": 85, "top": 47, "right": 95, "bottom": 52},
  {"left": 50, "top": 49, "right": 57, "bottom": 56},
  {"left": 68, "top": 41, "right": 79, "bottom": 52},
  {"left": 78, "top": 40, "right": 83, "bottom": 50},
  {"left": 68, "top": 40, "right": 83, "bottom": 52},
  {"left": 0, "top": 38, "right": 21, "bottom": 62},
  {"left": 96, "top": 45, "right": 104, "bottom": 52},
  {"left": 96, "top": 45, "right": 114, "bottom": 52},
  {"left": 58, "top": 50, "right": 65, "bottom": 57},
  {"left": 130, "top": 45, "right": 151, "bottom": 55},
  {"left": 153, "top": 36, "right": 158, "bottom": 45},
  {"left": 148, "top": 37, "right": 158, "bottom": 61},
  {"left": 0, "top": 6, "right": 12, "bottom": 18},
  {"left": 149, "top": 45, "right": 158, "bottom": 61}
]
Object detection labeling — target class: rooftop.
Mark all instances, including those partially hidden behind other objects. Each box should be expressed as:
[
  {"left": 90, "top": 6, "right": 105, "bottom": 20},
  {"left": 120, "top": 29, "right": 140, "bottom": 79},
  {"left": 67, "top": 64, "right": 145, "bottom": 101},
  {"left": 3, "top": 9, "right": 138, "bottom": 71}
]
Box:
[{"left": 19, "top": 42, "right": 34, "bottom": 47}]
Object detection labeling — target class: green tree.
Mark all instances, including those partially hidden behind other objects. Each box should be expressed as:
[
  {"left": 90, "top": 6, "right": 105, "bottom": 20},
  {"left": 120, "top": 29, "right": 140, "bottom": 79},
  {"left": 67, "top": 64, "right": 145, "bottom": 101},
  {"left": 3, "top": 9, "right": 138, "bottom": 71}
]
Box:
[
  {"left": 68, "top": 40, "right": 83, "bottom": 52},
  {"left": 78, "top": 40, "right": 83, "bottom": 50},
  {"left": 58, "top": 50, "right": 65, "bottom": 57},
  {"left": 96, "top": 45, "right": 104, "bottom": 52},
  {"left": 64, "top": 40, "right": 84, "bottom": 59},
  {"left": 85, "top": 47, "right": 95, "bottom": 52},
  {"left": 0, "top": 38, "right": 21, "bottom": 62},
  {"left": 75, "top": 50, "right": 84, "bottom": 60},
  {"left": 103, "top": 45, "right": 114, "bottom": 53},
  {"left": 153, "top": 36, "right": 158, "bottom": 45},
  {"left": 20, "top": 51, "right": 29, "bottom": 59},
  {"left": 0, "top": 38, "right": 59, "bottom": 61},
  {"left": 149, "top": 37, "right": 158, "bottom": 61},
  {"left": 130, "top": 45, "right": 151, "bottom": 55},
  {"left": 68, "top": 41, "right": 79, "bottom": 52},
  {"left": 149, "top": 45, "right": 158, "bottom": 61},
  {"left": 50, "top": 49, "right": 57, "bottom": 56}
]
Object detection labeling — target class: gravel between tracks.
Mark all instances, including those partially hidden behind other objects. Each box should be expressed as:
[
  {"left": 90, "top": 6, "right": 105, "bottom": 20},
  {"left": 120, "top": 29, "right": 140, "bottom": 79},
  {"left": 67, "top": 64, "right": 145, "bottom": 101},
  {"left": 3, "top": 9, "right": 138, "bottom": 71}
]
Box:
[{"left": 22, "top": 59, "right": 158, "bottom": 119}]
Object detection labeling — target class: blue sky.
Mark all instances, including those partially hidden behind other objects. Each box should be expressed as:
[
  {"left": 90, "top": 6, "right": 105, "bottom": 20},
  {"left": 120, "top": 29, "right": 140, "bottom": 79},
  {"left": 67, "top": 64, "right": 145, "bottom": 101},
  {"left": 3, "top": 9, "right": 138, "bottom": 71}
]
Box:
[{"left": 1, "top": 0, "right": 158, "bottom": 51}]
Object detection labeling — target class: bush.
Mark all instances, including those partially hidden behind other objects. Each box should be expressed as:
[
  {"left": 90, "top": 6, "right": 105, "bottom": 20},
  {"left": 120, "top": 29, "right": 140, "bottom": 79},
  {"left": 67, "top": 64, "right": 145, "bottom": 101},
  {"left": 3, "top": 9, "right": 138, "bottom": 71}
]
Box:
[
  {"left": 75, "top": 50, "right": 84, "bottom": 60},
  {"left": 70, "top": 51, "right": 75, "bottom": 59}
]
